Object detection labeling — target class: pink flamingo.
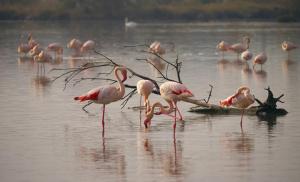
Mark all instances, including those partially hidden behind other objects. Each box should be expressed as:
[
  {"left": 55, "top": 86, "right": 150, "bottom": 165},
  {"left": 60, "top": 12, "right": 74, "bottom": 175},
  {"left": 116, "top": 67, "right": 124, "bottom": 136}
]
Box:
[
  {"left": 30, "top": 44, "right": 43, "bottom": 57},
  {"left": 34, "top": 51, "right": 53, "bottom": 76},
  {"left": 47, "top": 43, "right": 63, "bottom": 58},
  {"left": 149, "top": 41, "right": 166, "bottom": 55},
  {"left": 220, "top": 86, "right": 255, "bottom": 128},
  {"left": 144, "top": 81, "right": 194, "bottom": 130},
  {"left": 241, "top": 50, "right": 253, "bottom": 61},
  {"left": 27, "top": 33, "right": 38, "bottom": 49},
  {"left": 282, "top": 41, "right": 297, "bottom": 59},
  {"left": 81, "top": 40, "right": 96, "bottom": 59},
  {"left": 17, "top": 44, "right": 31, "bottom": 56},
  {"left": 216, "top": 41, "right": 230, "bottom": 59},
  {"left": 253, "top": 52, "right": 267, "bottom": 70},
  {"left": 137, "top": 80, "right": 155, "bottom": 122},
  {"left": 229, "top": 37, "right": 250, "bottom": 60},
  {"left": 67, "top": 38, "right": 83, "bottom": 56},
  {"left": 74, "top": 66, "right": 127, "bottom": 133}
]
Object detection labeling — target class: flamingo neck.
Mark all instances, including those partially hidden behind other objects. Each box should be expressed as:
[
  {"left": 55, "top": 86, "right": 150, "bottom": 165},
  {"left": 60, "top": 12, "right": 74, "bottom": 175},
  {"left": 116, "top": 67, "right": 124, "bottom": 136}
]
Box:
[
  {"left": 146, "top": 101, "right": 174, "bottom": 120},
  {"left": 114, "top": 67, "right": 125, "bottom": 98}
]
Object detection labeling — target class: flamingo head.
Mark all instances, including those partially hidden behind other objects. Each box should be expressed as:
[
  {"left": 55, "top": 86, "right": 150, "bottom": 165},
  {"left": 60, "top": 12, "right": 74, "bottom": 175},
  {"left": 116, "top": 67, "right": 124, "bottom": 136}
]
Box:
[{"left": 219, "top": 97, "right": 233, "bottom": 107}]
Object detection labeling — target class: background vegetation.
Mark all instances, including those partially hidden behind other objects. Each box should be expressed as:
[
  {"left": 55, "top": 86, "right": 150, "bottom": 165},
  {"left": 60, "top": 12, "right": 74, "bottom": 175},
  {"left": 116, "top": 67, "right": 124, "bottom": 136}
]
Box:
[{"left": 0, "top": 0, "right": 299, "bottom": 21}]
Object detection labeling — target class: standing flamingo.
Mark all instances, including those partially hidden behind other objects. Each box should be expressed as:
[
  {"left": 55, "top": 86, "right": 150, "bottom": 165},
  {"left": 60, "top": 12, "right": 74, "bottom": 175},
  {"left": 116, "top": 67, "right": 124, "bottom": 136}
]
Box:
[
  {"left": 17, "top": 44, "right": 31, "bottom": 56},
  {"left": 67, "top": 38, "right": 83, "bottom": 56},
  {"left": 216, "top": 41, "right": 230, "bottom": 59},
  {"left": 253, "top": 52, "right": 267, "bottom": 70},
  {"left": 220, "top": 86, "right": 255, "bottom": 128},
  {"left": 47, "top": 43, "right": 63, "bottom": 58},
  {"left": 229, "top": 37, "right": 250, "bottom": 60},
  {"left": 81, "top": 40, "right": 96, "bottom": 59},
  {"left": 74, "top": 66, "right": 127, "bottom": 134},
  {"left": 136, "top": 80, "right": 155, "bottom": 122},
  {"left": 144, "top": 81, "right": 194, "bottom": 130},
  {"left": 282, "top": 41, "right": 297, "bottom": 59},
  {"left": 241, "top": 50, "right": 253, "bottom": 62},
  {"left": 29, "top": 44, "right": 43, "bottom": 57},
  {"left": 149, "top": 41, "right": 166, "bottom": 55}
]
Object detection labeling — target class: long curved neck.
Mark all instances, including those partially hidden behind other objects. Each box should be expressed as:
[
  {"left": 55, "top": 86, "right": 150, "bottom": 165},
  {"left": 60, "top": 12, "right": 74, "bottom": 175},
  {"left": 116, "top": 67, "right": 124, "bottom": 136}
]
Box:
[
  {"left": 146, "top": 101, "right": 173, "bottom": 120},
  {"left": 114, "top": 67, "right": 125, "bottom": 98}
]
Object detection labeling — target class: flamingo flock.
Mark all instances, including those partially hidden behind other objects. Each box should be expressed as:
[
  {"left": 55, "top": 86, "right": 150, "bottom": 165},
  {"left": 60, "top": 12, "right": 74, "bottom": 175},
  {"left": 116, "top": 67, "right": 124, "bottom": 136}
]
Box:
[{"left": 17, "top": 32, "right": 297, "bottom": 137}]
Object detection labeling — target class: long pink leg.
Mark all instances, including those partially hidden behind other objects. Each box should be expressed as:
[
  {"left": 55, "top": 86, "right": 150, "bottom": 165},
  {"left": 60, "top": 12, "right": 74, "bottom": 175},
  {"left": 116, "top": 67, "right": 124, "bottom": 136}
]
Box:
[
  {"left": 139, "top": 95, "right": 142, "bottom": 125},
  {"left": 240, "top": 109, "right": 244, "bottom": 129},
  {"left": 102, "top": 104, "right": 106, "bottom": 131},
  {"left": 175, "top": 103, "right": 183, "bottom": 121},
  {"left": 173, "top": 101, "right": 177, "bottom": 130}
]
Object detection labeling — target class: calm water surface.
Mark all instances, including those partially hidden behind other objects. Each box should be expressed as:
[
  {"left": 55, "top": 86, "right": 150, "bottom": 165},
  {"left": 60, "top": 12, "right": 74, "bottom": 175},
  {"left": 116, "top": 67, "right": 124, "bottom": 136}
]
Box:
[{"left": 0, "top": 21, "right": 300, "bottom": 182}]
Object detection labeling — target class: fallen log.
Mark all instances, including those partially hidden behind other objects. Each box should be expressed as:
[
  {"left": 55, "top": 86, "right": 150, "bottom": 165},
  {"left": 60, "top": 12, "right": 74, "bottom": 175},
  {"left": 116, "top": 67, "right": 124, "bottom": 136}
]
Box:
[{"left": 186, "top": 87, "right": 288, "bottom": 116}]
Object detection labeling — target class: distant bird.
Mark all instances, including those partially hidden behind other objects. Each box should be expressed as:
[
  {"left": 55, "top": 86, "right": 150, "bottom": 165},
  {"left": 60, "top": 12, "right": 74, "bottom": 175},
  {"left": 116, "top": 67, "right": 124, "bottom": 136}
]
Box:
[
  {"left": 29, "top": 44, "right": 43, "bottom": 57},
  {"left": 125, "top": 17, "right": 138, "bottom": 28},
  {"left": 17, "top": 43, "right": 31, "bottom": 56},
  {"left": 253, "top": 52, "right": 267, "bottom": 70},
  {"left": 144, "top": 81, "right": 194, "bottom": 130},
  {"left": 149, "top": 41, "right": 166, "bottom": 55},
  {"left": 241, "top": 50, "right": 253, "bottom": 61},
  {"left": 74, "top": 66, "right": 127, "bottom": 133},
  {"left": 33, "top": 51, "right": 52, "bottom": 75},
  {"left": 216, "top": 41, "right": 230, "bottom": 59},
  {"left": 47, "top": 43, "right": 63, "bottom": 58},
  {"left": 137, "top": 80, "right": 155, "bottom": 120},
  {"left": 220, "top": 86, "right": 255, "bottom": 128},
  {"left": 81, "top": 40, "right": 96, "bottom": 59},
  {"left": 27, "top": 33, "right": 38, "bottom": 49},
  {"left": 67, "top": 38, "right": 83, "bottom": 56},
  {"left": 229, "top": 37, "right": 250, "bottom": 59},
  {"left": 282, "top": 41, "right": 297, "bottom": 59}
]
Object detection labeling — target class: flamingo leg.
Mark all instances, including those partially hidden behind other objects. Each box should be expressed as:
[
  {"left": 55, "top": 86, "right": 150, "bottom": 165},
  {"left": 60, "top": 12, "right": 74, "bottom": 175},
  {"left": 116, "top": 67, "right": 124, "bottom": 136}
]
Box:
[
  {"left": 173, "top": 101, "right": 177, "bottom": 130},
  {"left": 102, "top": 104, "right": 106, "bottom": 132},
  {"left": 139, "top": 95, "right": 142, "bottom": 126},
  {"left": 240, "top": 109, "right": 245, "bottom": 129},
  {"left": 175, "top": 103, "right": 183, "bottom": 121}
]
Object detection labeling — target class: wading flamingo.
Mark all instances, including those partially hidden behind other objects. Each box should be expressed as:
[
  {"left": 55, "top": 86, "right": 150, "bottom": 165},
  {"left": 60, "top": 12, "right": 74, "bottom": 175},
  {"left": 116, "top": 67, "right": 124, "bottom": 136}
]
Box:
[
  {"left": 47, "top": 43, "right": 63, "bottom": 58},
  {"left": 282, "top": 41, "right": 297, "bottom": 59},
  {"left": 137, "top": 80, "right": 155, "bottom": 122},
  {"left": 144, "top": 81, "right": 194, "bottom": 130},
  {"left": 67, "top": 38, "right": 83, "bottom": 56},
  {"left": 241, "top": 50, "right": 253, "bottom": 62},
  {"left": 149, "top": 41, "right": 166, "bottom": 55},
  {"left": 74, "top": 66, "right": 127, "bottom": 134},
  {"left": 34, "top": 50, "right": 52, "bottom": 76},
  {"left": 253, "top": 52, "right": 267, "bottom": 70},
  {"left": 229, "top": 37, "right": 250, "bottom": 60},
  {"left": 81, "top": 40, "right": 96, "bottom": 59},
  {"left": 220, "top": 86, "right": 255, "bottom": 128},
  {"left": 29, "top": 44, "right": 43, "bottom": 57},
  {"left": 18, "top": 44, "right": 31, "bottom": 56},
  {"left": 27, "top": 33, "right": 38, "bottom": 49},
  {"left": 216, "top": 41, "right": 230, "bottom": 59}
]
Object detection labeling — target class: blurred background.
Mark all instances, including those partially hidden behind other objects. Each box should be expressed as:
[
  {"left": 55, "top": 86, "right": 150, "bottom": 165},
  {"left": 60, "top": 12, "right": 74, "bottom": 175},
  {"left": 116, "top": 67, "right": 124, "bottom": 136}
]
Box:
[{"left": 0, "top": 0, "right": 300, "bottom": 22}]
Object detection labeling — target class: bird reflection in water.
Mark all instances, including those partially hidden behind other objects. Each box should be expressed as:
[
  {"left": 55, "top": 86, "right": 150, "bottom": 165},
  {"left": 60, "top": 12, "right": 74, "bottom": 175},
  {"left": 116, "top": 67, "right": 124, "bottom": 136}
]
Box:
[
  {"left": 257, "top": 113, "right": 278, "bottom": 132},
  {"left": 282, "top": 59, "right": 297, "bottom": 76},
  {"left": 31, "top": 75, "right": 51, "bottom": 95},
  {"left": 137, "top": 130, "right": 184, "bottom": 176},
  {"left": 253, "top": 69, "right": 267, "bottom": 81}
]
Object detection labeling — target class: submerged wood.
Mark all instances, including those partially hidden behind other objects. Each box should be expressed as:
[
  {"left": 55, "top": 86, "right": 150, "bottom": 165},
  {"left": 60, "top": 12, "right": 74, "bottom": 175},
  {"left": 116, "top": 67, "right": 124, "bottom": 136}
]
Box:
[{"left": 186, "top": 87, "right": 288, "bottom": 116}]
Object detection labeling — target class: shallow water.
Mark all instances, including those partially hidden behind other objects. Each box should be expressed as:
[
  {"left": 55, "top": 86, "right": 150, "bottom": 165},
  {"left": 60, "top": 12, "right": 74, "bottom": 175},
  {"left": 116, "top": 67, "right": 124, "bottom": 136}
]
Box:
[{"left": 0, "top": 20, "right": 300, "bottom": 182}]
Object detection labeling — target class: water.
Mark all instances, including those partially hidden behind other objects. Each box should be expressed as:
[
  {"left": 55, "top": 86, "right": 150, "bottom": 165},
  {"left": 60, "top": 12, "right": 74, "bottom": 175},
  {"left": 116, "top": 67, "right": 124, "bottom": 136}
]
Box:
[{"left": 0, "top": 20, "right": 300, "bottom": 182}]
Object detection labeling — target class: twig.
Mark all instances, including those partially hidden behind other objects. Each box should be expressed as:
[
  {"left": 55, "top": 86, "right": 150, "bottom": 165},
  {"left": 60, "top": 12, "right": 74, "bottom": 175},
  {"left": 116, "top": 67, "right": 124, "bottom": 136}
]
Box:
[{"left": 82, "top": 101, "right": 93, "bottom": 113}]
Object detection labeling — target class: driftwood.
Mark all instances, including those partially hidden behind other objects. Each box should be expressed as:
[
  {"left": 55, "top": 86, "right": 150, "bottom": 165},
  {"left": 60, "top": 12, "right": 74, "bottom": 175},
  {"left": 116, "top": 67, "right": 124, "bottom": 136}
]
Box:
[{"left": 188, "top": 87, "right": 288, "bottom": 116}]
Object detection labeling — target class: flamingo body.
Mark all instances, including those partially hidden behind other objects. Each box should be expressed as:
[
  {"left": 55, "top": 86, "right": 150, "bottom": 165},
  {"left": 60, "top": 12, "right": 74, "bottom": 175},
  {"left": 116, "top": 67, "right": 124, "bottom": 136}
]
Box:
[
  {"left": 149, "top": 41, "right": 166, "bottom": 55},
  {"left": 282, "top": 41, "right": 297, "bottom": 52},
  {"left": 241, "top": 50, "right": 253, "bottom": 61},
  {"left": 30, "top": 44, "right": 43, "bottom": 57},
  {"left": 137, "top": 80, "right": 155, "bottom": 101},
  {"left": 47, "top": 43, "right": 63, "bottom": 55},
  {"left": 253, "top": 52, "right": 267, "bottom": 69},
  {"left": 81, "top": 40, "right": 95, "bottom": 53},
  {"left": 229, "top": 37, "right": 250, "bottom": 58},
  {"left": 18, "top": 44, "right": 31, "bottom": 55},
  {"left": 68, "top": 39, "right": 83, "bottom": 49},
  {"left": 160, "top": 81, "right": 194, "bottom": 103}
]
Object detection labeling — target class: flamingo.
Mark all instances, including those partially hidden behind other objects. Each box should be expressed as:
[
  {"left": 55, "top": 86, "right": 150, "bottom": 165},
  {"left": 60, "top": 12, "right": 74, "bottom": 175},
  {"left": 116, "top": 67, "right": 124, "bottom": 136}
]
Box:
[
  {"left": 81, "top": 40, "right": 96, "bottom": 59},
  {"left": 17, "top": 44, "right": 31, "bottom": 56},
  {"left": 253, "top": 52, "right": 267, "bottom": 70},
  {"left": 34, "top": 50, "right": 52, "bottom": 75},
  {"left": 27, "top": 33, "right": 38, "bottom": 49},
  {"left": 47, "top": 43, "right": 63, "bottom": 58},
  {"left": 241, "top": 50, "right": 253, "bottom": 62},
  {"left": 220, "top": 86, "right": 255, "bottom": 128},
  {"left": 149, "top": 41, "right": 166, "bottom": 55},
  {"left": 144, "top": 81, "right": 194, "bottom": 130},
  {"left": 216, "top": 41, "right": 230, "bottom": 59},
  {"left": 29, "top": 44, "right": 43, "bottom": 57},
  {"left": 229, "top": 37, "right": 250, "bottom": 60},
  {"left": 67, "top": 38, "right": 83, "bottom": 56},
  {"left": 282, "top": 41, "right": 297, "bottom": 59},
  {"left": 74, "top": 66, "right": 127, "bottom": 134},
  {"left": 136, "top": 80, "right": 155, "bottom": 121},
  {"left": 125, "top": 17, "right": 138, "bottom": 28}
]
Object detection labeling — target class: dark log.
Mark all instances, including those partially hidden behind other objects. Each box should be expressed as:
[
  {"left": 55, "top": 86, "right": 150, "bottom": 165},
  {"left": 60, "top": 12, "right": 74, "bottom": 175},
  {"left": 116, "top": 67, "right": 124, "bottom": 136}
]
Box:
[{"left": 188, "top": 87, "right": 288, "bottom": 116}]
